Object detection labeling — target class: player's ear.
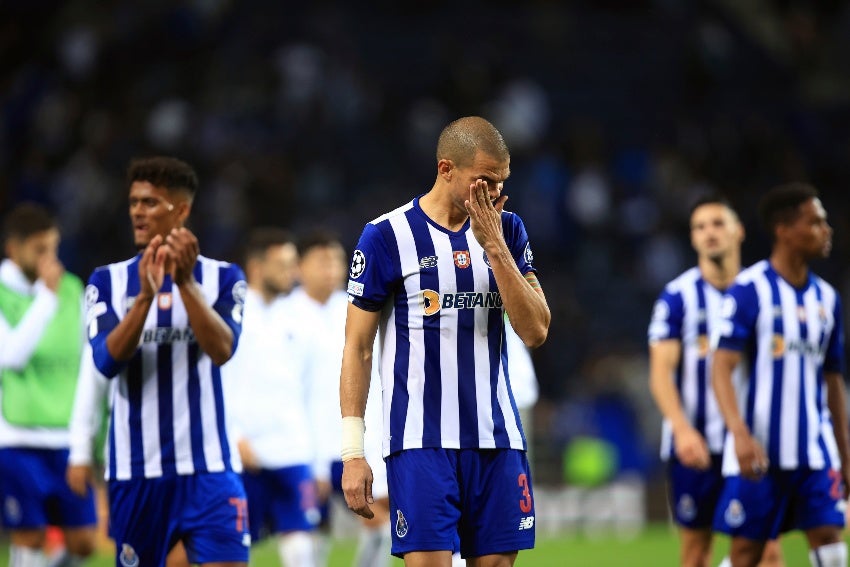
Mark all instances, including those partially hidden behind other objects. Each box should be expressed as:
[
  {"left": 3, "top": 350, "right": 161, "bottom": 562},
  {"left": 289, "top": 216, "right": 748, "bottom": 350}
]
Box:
[
  {"left": 437, "top": 158, "right": 454, "bottom": 181},
  {"left": 175, "top": 199, "right": 192, "bottom": 224}
]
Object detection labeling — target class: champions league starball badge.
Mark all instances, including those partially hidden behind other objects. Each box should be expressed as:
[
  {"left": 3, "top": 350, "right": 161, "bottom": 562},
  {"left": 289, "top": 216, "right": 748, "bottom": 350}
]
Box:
[{"left": 350, "top": 250, "right": 366, "bottom": 279}]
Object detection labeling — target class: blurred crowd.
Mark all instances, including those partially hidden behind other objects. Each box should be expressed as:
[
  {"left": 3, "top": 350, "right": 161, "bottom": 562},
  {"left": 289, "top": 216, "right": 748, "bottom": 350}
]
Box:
[{"left": 3, "top": 0, "right": 850, "bottom": 485}]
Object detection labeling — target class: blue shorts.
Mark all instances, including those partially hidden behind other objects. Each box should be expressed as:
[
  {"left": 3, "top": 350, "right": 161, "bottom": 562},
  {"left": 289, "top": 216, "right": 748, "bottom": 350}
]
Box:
[
  {"left": 667, "top": 454, "right": 724, "bottom": 529},
  {"left": 0, "top": 447, "right": 96, "bottom": 530},
  {"left": 713, "top": 467, "right": 846, "bottom": 540},
  {"left": 386, "top": 448, "right": 535, "bottom": 559},
  {"left": 242, "top": 464, "right": 320, "bottom": 542},
  {"left": 318, "top": 460, "right": 344, "bottom": 525},
  {"left": 108, "top": 471, "right": 249, "bottom": 566}
]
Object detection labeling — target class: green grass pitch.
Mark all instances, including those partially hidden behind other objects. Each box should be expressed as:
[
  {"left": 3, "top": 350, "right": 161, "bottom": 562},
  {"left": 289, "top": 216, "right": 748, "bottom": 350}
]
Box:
[{"left": 0, "top": 524, "right": 828, "bottom": 566}]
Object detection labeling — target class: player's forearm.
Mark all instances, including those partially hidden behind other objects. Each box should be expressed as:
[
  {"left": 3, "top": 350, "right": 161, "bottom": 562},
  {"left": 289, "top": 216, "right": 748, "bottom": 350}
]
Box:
[
  {"left": 106, "top": 294, "right": 154, "bottom": 361},
  {"left": 177, "top": 279, "right": 233, "bottom": 365},
  {"left": 711, "top": 349, "right": 748, "bottom": 437},
  {"left": 826, "top": 372, "right": 850, "bottom": 468},
  {"left": 340, "top": 346, "right": 372, "bottom": 418},
  {"left": 649, "top": 357, "right": 691, "bottom": 433},
  {"left": 486, "top": 243, "right": 550, "bottom": 348}
]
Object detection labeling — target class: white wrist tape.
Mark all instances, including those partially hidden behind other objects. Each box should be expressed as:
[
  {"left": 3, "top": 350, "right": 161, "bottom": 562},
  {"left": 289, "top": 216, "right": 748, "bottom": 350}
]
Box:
[{"left": 341, "top": 416, "right": 366, "bottom": 462}]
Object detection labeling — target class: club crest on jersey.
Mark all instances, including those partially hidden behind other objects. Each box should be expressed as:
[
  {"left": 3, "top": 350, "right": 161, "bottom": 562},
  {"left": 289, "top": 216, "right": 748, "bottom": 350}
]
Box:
[
  {"left": 395, "top": 509, "right": 409, "bottom": 538},
  {"left": 119, "top": 544, "right": 140, "bottom": 567},
  {"left": 453, "top": 250, "right": 471, "bottom": 269},
  {"left": 158, "top": 293, "right": 172, "bottom": 310},
  {"left": 350, "top": 250, "right": 366, "bottom": 279},
  {"left": 419, "top": 255, "right": 438, "bottom": 269}
]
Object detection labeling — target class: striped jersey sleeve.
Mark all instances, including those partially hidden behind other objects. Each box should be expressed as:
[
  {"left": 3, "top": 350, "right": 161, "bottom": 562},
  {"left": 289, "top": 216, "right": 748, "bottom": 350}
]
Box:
[{"left": 648, "top": 267, "right": 727, "bottom": 458}]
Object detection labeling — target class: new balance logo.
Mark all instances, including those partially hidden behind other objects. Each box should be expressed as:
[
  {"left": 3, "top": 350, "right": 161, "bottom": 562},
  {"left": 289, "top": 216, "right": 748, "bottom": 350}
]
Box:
[
  {"left": 518, "top": 516, "right": 535, "bottom": 531},
  {"left": 419, "top": 255, "right": 438, "bottom": 269}
]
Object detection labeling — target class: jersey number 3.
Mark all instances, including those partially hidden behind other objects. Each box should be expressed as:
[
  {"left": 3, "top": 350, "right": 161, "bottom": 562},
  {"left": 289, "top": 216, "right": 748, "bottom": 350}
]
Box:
[{"left": 518, "top": 473, "right": 533, "bottom": 513}]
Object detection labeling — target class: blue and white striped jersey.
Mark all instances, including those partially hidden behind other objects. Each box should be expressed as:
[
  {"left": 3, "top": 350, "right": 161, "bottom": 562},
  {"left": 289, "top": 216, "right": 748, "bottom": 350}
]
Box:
[
  {"left": 714, "top": 259, "right": 845, "bottom": 472},
  {"left": 648, "top": 267, "right": 730, "bottom": 459},
  {"left": 347, "top": 196, "right": 536, "bottom": 457},
  {"left": 86, "top": 254, "right": 247, "bottom": 481}
]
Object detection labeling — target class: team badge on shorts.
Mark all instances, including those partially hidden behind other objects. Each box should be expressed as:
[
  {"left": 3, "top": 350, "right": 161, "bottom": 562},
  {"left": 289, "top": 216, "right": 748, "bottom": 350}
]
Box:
[
  {"left": 395, "top": 509, "right": 409, "bottom": 538},
  {"left": 724, "top": 499, "right": 746, "bottom": 528},
  {"left": 677, "top": 494, "right": 697, "bottom": 522},
  {"left": 4, "top": 496, "right": 21, "bottom": 525},
  {"left": 119, "top": 544, "right": 140, "bottom": 567}
]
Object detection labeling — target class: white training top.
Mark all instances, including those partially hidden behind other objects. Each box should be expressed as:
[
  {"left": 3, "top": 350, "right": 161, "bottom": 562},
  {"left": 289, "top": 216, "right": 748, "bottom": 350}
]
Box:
[
  {"left": 286, "top": 286, "right": 350, "bottom": 482},
  {"left": 222, "top": 288, "right": 320, "bottom": 469}
]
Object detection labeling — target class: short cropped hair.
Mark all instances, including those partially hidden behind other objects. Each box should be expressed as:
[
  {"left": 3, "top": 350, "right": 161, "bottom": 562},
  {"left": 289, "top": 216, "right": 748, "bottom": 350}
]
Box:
[
  {"left": 2, "top": 202, "right": 57, "bottom": 244},
  {"left": 757, "top": 182, "right": 819, "bottom": 239},
  {"left": 243, "top": 227, "right": 295, "bottom": 263},
  {"left": 127, "top": 156, "right": 199, "bottom": 197},
  {"left": 297, "top": 228, "right": 344, "bottom": 258},
  {"left": 688, "top": 192, "right": 737, "bottom": 220},
  {"left": 436, "top": 116, "right": 509, "bottom": 167}
]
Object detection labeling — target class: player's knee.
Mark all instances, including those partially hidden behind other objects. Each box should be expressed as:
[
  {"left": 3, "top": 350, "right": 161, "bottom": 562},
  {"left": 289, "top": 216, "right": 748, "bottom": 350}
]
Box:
[
  {"left": 808, "top": 541, "right": 847, "bottom": 567},
  {"left": 64, "top": 530, "right": 97, "bottom": 558}
]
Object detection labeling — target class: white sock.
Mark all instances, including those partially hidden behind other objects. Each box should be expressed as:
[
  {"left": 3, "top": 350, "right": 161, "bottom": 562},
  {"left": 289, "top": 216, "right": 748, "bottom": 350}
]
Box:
[
  {"left": 354, "top": 527, "right": 392, "bottom": 567},
  {"left": 809, "top": 541, "right": 848, "bottom": 567},
  {"left": 278, "top": 531, "right": 316, "bottom": 567},
  {"left": 10, "top": 546, "right": 47, "bottom": 567},
  {"left": 452, "top": 551, "right": 467, "bottom": 567},
  {"left": 717, "top": 558, "right": 732, "bottom": 567},
  {"left": 313, "top": 532, "right": 331, "bottom": 567}
]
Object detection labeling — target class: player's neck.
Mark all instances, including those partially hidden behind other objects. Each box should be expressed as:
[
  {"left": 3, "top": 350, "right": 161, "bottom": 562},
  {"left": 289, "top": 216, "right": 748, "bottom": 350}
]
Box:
[
  {"left": 698, "top": 255, "right": 739, "bottom": 290},
  {"left": 419, "top": 187, "right": 468, "bottom": 232},
  {"left": 252, "top": 283, "right": 277, "bottom": 305},
  {"left": 769, "top": 249, "right": 809, "bottom": 288}
]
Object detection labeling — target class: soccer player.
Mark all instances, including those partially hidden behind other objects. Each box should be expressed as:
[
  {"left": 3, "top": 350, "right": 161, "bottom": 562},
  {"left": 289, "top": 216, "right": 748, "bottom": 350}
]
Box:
[
  {"left": 0, "top": 203, "right": 97, "bottom": 567},
  {"left": 85, "top": 156, "right": 249, "bottom": 567},
  {"left": 712, "top": 183, "right": 850, "bottom": 567},
  {"left": 648, "top": 195, "right": 784, "bottom": 567},
  {"left": 285, "top": 229, "right": 352, "bottom": 563},
  {"left": 222, "top": 227, "right": 321, "bottom": 566},
  {"left": 340, "top": 116, "right": 550, "bottom": 567}
]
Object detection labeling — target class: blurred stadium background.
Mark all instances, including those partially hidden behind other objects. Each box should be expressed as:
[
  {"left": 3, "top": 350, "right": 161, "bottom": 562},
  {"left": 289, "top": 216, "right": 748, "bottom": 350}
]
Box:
[{"left": 3, "top": 0, "right": 850, "bottom": 562}]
